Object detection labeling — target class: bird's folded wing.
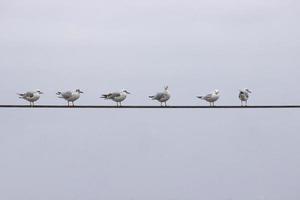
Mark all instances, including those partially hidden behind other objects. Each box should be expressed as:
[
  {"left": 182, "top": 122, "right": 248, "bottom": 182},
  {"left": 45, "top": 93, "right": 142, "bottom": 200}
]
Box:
[
  {"left": 109, "top": 93, "right": 121, "bottom": 98},
  {"left": 205, "top": 94, "right": 213, "bottom": 99},
  {"left": 25, "top": 92, "right": 34, "bottom": 98},
  {"left": 62, "top": 91, "right": 73, "bottom": 98},
  {"left": 155, "top": 93, "right": 165, "bottom": 100}
]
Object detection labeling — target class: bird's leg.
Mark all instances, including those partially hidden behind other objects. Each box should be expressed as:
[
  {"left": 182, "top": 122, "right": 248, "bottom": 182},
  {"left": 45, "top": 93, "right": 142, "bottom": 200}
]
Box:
[
  {"left": 165, "top": 102, "right": 167, "bottom": 107},
  {"left": 68, "top": 101, "right": 69, "bottom": 107}
]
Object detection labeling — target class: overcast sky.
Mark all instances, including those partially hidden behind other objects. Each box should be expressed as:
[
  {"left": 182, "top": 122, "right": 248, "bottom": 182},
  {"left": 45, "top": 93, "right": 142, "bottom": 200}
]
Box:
[{"left": 0, "top": 0, "right": 300, "bottom": 199}]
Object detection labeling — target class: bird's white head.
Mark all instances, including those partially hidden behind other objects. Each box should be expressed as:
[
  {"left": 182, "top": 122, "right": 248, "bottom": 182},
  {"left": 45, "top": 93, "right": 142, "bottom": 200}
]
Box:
[
  {"left": 214, "top": 89, "right": 220, "bottom": 95},
  {"left": 35, "top": 89, "right": 43, "bottom": 94},
  {"left": 245, "top": 88, "right": 252, "bottom": 93},
  {"left": 76, "top": 89, "right": 84, "bottom": 93},
  {"left": 122, "top": 90, "right": 130, "bottom": 94}
]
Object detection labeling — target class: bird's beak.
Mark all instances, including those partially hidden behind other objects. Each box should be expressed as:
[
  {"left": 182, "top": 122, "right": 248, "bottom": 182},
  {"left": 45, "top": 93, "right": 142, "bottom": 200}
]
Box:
[
  {"left": 40, "top": 92, "right": 44, "bottom": 94},
  {"left": 80, "top": 91, "right": 84, "bottom": 93},
  {"left": 127, "top": 91, "right": 131, "bottom": 94}
]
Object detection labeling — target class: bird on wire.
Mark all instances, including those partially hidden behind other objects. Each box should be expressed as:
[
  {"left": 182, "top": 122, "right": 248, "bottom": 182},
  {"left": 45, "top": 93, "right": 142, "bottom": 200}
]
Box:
[
  {"left": 17, "top": 89, "right": 43, "bottom": 106},
  {"left": 197, "top": 89, "right": 220, "bottom": 106},
  {"left": 149, "top": 86, "right": 171, "bottom": 107},
  {"left": 239, "top": 88, "right": 252, "bottom": 106},
  {"left": 101, "top": 90, "right": 131, "bottom": 107},
  {"left": 56, "top": 89, "right": 83, "bottom": 106}
]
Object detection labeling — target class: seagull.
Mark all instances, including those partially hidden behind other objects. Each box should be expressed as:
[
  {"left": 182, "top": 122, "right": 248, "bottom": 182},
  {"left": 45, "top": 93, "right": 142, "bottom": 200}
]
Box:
[
  {"left": 197, "top": 89, "right": 220, "bottom": 106},
  {"left": 56, "top": 89, "right": 83, "bottom": 106},
  {"left": 149, "top": 86, "right": 171, "bottom": 106},
  {"left": 239, "top": 88, "right": 252, "bottom": 106},
  {"left": 101, "top": 90, "right": 130, "bottom": 107},
  {"left": 17, "top": 89, "right": 43, "bottom": 106}
]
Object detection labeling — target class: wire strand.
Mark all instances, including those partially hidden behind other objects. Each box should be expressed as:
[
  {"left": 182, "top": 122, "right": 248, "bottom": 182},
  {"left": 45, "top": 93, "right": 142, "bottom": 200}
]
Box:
[{"left": 0, "top": 105, "right": 300, "bottom": 109}]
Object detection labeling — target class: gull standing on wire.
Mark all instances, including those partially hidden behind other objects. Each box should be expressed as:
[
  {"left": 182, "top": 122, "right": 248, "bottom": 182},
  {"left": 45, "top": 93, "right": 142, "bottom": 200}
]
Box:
[
  {"left": 17, "top": 89, "right": 43, "bottom": 106},
  {"left": 239, "top": 88, "right": 252, "bottom": 106},
  {"left": 101, "top": 90, "right": 131, "bottom": 107},
  {"left": 197, "top": 89, "right": 220, "bottom": 106},
  {"left": 149, "top": 86, "right": 171, "bottom": 106},
  {"left": 56, "top": 89, "right": 83, "bottom": 106}
]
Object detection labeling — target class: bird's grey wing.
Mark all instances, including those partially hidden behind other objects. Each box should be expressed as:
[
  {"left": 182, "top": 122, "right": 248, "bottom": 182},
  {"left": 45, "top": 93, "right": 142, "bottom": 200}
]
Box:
[
  {"left": 155, "top": 92, "right": 165, "bottom": 100},
  {"left": 109, "top": 92, "right": 121, "bottom": 98},
  {"left": 25, "top": 92, "right": 34, "bottom": 98},
  {"left": 102, "top": 92, "right": 120, "bottom": 99},
  {"left": 204, "top": 94, "right": 213, "bottom": 99},
  {"left": 62, "top": 91, "right": 73, "bottom": 99}
]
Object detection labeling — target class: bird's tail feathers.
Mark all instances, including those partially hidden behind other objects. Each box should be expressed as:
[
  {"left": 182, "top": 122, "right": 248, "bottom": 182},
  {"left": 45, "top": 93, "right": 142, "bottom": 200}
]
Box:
[
  {"left": 17, "top": 93, "right": 24, "bottom": 98},
  {"left": 56, "top": 92, "right": 64, "bottom": 98}
]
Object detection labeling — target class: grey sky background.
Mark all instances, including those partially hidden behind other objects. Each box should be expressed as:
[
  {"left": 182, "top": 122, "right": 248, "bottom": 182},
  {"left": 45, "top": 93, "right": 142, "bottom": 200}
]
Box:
[{"left": 0, "top": 0, "right": 300, "bottom": 199}]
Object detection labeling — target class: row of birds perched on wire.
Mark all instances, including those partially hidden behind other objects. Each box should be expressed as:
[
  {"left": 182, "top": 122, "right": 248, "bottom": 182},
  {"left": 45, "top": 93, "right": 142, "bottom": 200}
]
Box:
[{"left": 17, "top": 86, "right": 252, "bottom": 107}]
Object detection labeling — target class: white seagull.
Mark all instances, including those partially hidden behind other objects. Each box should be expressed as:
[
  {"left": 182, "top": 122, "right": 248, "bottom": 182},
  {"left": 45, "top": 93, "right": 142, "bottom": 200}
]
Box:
[
  {"left": 56, "top": 89, "right": 83, "bottom": 106},
  {"left": 239, "top": 88, "right": 252, "bottom": 106},
  {"left": 18, "top": 89, "right": 43, "bottom": 106},
  {"left": 149, "top": 86, "right": 171, "bottom": 106},
  {"left": 101, "top": 90, "right": 130, "bottom": 106},
  {"left": 197, "top": 89, "right": 220, "bottom": 106}
]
